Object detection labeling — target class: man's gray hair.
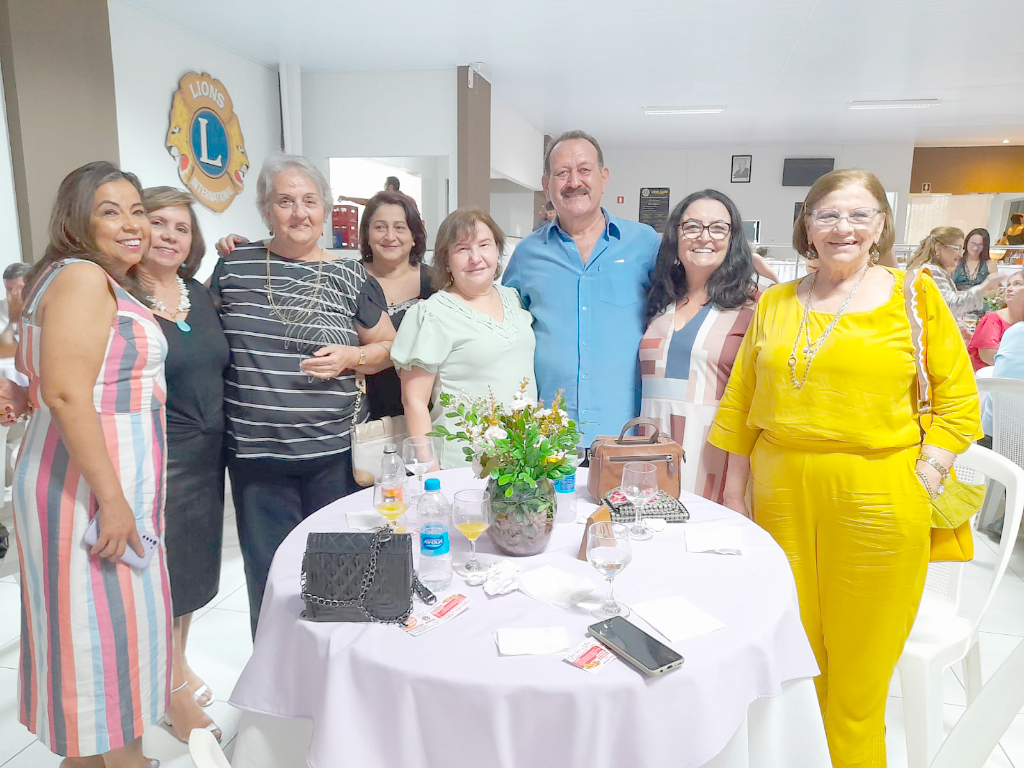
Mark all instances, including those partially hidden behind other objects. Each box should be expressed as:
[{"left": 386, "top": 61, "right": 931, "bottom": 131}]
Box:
[
  {"left": 3, "top": 263, "right": 30, "bottom": 282},
  {"left": 543, "top": 130, "right": 604, "bottom": 176},
  {"left": 255, "top": 152, "right": 333, "bottom": 231}
]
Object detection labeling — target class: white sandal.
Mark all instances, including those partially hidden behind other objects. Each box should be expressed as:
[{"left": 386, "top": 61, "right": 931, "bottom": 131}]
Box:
[{"left": 162, "top": 681, "right": 222, "bottom": 744}]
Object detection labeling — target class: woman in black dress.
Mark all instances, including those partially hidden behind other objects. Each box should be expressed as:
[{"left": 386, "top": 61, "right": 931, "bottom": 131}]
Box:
[
  {"left": 139, "top": 187, "right": 229, "bottom": 743},
  {"left": 358, "top": 191, "right": 435, "bottom": 417}
]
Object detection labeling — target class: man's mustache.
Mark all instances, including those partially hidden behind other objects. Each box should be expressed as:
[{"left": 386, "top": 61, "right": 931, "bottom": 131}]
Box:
[{"left": 561, "top": 186, "right": 590, "bottom": 197}]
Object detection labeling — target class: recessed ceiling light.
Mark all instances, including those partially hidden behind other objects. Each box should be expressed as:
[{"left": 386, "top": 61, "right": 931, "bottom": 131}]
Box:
[
  {"left": 643, "top": 105, "right": 727, "bottom": 116},
  {"left": 1004, "top": 139, "right": 1011, "bottom": 144},
  {"left": 846, "top": 99, "right": 941, "bottom": 110}
]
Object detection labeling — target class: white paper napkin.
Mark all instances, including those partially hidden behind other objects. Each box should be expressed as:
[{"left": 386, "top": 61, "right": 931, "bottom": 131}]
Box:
[
  {"left": 464, "top": 560, "right": 521, "bottom": 595},
  {"left": 517, "top": 565, "right": 595, "bottom": 609},
  {"left": 631, "top": 595, "right": 725, "bottom": 643},
  {"left": 684, "top": 523, "right": 744, "bottom": 555},
  {"left": 347, "top": 509, "right": 386, "bottom": 531},
  {"left": 492, "top": 627, "right": 571, "bottom": 656}
]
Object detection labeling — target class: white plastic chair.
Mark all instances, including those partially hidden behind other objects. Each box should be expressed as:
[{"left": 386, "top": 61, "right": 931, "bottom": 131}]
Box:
[
  {"left": 897, "top": 444, "right": 1024, "bottom": 768},
  {"left": 975, "top": 377, "right": 1024, "bottom": 531},
  {"left": 189, "top": 727, "right": 232, "bottom": 768},
  {"left": 929, "top": 637, "right": 1024, "bottom": 768}
]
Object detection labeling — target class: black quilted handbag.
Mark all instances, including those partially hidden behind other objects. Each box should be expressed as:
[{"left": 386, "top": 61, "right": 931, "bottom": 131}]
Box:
[{"left": 300, "top": 527, "right": 436, "bottom": 623}]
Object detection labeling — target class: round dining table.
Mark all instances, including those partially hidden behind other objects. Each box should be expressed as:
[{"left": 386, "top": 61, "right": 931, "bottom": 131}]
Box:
[{"left": 229, "top": 468, "right": 828, "bottom": 768}]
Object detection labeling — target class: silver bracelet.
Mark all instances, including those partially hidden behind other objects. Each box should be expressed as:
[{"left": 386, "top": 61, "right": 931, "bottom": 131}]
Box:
[
  {"left": 917, "top": 455, "right": 950, "bottom": 482},
  {"left": 915, "top": 469, "right": 942, "bottom": 500}
]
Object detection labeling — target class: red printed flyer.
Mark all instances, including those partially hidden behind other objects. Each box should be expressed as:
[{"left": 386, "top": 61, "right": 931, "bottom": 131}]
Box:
[
  {"left": 563, "top": 639, "right": 616, "bottom": 675},
  {"left": 402, "top": 594, "right": 470, "bottom": 637}
]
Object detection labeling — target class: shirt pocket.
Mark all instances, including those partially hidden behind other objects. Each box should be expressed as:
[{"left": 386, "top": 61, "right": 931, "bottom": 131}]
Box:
[{"left": 598, "top": 260, "right": 646, "bottom": 307}]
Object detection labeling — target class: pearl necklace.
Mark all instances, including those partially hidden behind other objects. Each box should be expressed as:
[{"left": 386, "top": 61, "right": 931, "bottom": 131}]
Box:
[
  {"left": 148, "top": 275, "right": 192, "bottom": 333},
  {"left": 787, "top": 264, "right": 871, "bottom": 389}
]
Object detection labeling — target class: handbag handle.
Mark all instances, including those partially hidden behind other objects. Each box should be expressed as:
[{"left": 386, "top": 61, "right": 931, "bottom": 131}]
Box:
[{"left": 616, "top": 417, "right": 661, "bottom": 445}]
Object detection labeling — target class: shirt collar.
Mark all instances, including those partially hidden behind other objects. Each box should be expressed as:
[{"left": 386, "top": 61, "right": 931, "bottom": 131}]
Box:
[{"left": 546, "top": 208, "right": 619, "bottom": 244}]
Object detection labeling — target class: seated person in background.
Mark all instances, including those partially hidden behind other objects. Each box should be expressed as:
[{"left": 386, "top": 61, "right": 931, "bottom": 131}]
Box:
[
  {"left": 907, "top": 226, "right": 1005, "bottom": 323},
  {"left": 392, "top": 208, "right": 536, "bottom": 469},
  {"left": 982, "top": 321, "right": 1024, "bottom": 437},
  {"left": 969, "top": 270, "right": 1024, "bottom": 370},
  {"left": 0, "top": 262, "right": 30, "bottom": 359}
]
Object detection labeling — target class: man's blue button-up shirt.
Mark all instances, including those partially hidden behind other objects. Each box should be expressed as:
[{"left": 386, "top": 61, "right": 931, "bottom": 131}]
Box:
[{"left": 503, "top": 210, "right": 660, "bottom": 444}]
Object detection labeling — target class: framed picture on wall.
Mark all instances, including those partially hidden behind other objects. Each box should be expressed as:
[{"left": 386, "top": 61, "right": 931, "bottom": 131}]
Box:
[{"left": 731, "top": 155, "right": 752, "bottom": 183}]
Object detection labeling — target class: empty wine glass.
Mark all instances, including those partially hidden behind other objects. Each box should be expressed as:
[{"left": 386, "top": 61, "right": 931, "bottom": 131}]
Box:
[
  {"left": 621, "top": 461, "right": 657, "bottom": 541},
  {"left": 402, "top": 436, "right": 436, "bottom": 498},
  {"left": 453, "top": 489, "right": 491, "bottom": 574},
  {"left": 587, "top": 521, "right": 632, "bottom": 619}
]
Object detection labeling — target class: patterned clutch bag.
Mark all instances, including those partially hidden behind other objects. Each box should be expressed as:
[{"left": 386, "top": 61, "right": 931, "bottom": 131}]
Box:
[{"left": 603, "top": 489, "right": 690, "bottom": 523}]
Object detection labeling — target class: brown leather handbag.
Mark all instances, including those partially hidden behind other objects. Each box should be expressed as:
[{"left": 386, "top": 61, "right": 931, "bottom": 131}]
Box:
[{"left": 586, "top": 418, "right": 684, "bottom": 502}]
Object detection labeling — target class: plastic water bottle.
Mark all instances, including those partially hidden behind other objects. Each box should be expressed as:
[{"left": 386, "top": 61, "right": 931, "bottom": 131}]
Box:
[
  {"left": 380, "top": 443, "right": 405, "bottom": 486},
  {"left": 417, "top": 478, "right": 452, "bottom": 591},
  {"left": 554, "top": 445, "right": 585, "bottom": 524}
]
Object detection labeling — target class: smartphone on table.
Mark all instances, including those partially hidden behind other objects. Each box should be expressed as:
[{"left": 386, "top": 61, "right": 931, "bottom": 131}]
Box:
[
  {"left": 588, "top": 616, "right": 685, "bottom": 677},
  {"left": 82, "top": 515, "right": 160, "bottom": 569}
]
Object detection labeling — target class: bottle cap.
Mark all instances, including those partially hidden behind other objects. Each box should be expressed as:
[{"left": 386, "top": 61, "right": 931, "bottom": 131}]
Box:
[
  {"left": 424, "top": 478, "right": 440, "bottom": 491},
  {"left": 384, "top": 444, "right": 397, "bottom": 453}
]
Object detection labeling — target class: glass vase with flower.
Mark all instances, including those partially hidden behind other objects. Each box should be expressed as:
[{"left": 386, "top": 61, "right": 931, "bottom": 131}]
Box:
[{"left": 430, "top": 380, "right": 581, "bottom": 556}]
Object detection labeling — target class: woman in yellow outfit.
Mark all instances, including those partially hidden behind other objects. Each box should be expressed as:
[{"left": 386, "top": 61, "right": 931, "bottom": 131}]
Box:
[{"left": 709, "top": 169, "right": 980, "bottom": 768}]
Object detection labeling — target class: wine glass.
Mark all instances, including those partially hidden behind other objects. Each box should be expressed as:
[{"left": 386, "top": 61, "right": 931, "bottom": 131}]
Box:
[
  {"left": 621, "top": 461, "right": 657, "bottom": 541},
  {"left": 402, "top": 436, "right": 436, "bottom": 498},
  {"left": 453, "top": 489, "right": 491, "bottom": 574},
  {"left": 374, "top": 480, "right": 407, "bottom": 531},
  {"left": 587, "top": 521, "right": 632, "bottom": 619}
]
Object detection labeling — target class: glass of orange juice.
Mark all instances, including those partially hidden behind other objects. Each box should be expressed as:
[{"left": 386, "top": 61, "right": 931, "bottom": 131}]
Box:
[
  {"left": 374, "top": 480, "right": 407, "bottom": 532},
  {"left": 453, "top": 489, "right": 490, "bottom": 574}
]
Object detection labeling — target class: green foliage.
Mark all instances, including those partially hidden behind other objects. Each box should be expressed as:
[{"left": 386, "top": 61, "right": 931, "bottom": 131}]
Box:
[{"left": 426, "top": 380, "right": 581, "bottom": 495}]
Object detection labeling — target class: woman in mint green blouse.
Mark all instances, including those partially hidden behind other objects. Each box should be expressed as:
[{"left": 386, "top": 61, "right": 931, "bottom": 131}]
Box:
[{"left": 391, "top": 208, "right": 536, "bottom": 469}]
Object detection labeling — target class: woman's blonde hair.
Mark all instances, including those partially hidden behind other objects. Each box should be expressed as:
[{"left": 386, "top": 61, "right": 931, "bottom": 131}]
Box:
[
  {"left": 430, "top": 207, "right": 506, "bottom": 290},
  {"left": 907, "top": 226, "right": 964, "bottom": 271},
  {"left": 792, "top": 168, "right": 895, "bottom": 261},
  {"left": 141, "top": 187, "right": 206, "bottom": 280}
]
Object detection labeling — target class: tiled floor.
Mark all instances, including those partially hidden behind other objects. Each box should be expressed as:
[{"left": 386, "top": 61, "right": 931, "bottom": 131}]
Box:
[{"left": 2, "top": 493, "right": 1024, "bottom": 767}]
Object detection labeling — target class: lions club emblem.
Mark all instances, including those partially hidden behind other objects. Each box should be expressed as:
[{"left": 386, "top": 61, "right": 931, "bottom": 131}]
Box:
[{"left": 166, "top": 72, "right": 248, "bottom": 212}]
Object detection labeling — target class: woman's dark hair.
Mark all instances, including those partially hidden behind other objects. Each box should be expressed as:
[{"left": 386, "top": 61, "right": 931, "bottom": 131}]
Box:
[
  {"left": 358, "top": 191, "right": 427, "bottom": 265},
  {"left": 960, "top": 227, "right": 991, "bottom": 264},
  {"left": 644, "top": 189, "right": 756, "bottom": 325},
  {"left": 141, "top": 186, "right": 206, "bottom": 279},
  {"left": 24, "top": 161, "right": 147, "bottom": 304}
]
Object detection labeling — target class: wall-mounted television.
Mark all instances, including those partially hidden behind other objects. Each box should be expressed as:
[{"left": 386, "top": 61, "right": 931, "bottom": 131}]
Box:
[{"left": 782, "top": 158, "right": 835, "bottom": 187}]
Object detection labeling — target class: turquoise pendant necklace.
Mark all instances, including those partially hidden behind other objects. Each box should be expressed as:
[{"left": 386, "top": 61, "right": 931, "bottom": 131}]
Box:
[{"left": 148, "top": 276, "right": 192, "bottom": 333}]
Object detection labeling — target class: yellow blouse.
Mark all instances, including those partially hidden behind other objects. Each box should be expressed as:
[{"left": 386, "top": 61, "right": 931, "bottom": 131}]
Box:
[{"left": 708, "top": 268, "right": 980, "bottom": 456}]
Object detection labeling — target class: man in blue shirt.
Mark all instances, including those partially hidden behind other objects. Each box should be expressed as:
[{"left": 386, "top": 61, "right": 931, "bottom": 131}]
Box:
[{"left": 504, "top": 130, "right": 660, "bottom": 444}]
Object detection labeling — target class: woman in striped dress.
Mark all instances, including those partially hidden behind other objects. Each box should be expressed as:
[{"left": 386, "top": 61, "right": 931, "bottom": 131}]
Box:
[
  {"left": 639, "top": 190, "right": 757, "bottom": 505},
  {"left": 13, "top": 162, "right": 170, "bottom": 768}
]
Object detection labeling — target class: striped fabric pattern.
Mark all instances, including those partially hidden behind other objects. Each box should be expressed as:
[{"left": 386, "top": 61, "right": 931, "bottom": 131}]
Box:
[
  {"left": 639, "top": 302, "right": 755, "bottom": 503},
  {"left": 210, "top": 244, "right": 382, "bottom": 461},
  {"left": 13, "top": 260, "right": 171, "bottom": 757}
]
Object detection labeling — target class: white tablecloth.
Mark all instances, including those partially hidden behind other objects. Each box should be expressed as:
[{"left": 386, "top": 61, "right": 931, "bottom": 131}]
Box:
[{"left": 229, "top": 469, "right": 826, "bottom": 768}]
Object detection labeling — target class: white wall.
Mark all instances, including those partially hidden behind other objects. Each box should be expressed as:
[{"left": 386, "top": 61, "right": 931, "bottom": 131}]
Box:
[
  {"left": 0, "top": 57, "right": 21, "bottom": 272},
  {"left": 602, "top": 143, "right": 914, "bottom": 257},
  {"left": 490, "top": 190, "right": 537, "bottom": 240},
  {"left": 107, "top": 0, "right": 282, "bottom": 281},
  {"left": 490, "top": 95, "right": 543, "bottom": 191},
  {"left": 302, "top": 70, "right": 458, "bottom": 214}
]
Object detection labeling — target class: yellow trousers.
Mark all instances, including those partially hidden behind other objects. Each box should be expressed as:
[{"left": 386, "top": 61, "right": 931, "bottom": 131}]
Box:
[{"left": 751, "top": 437, "right": 931, "bottom": 768}]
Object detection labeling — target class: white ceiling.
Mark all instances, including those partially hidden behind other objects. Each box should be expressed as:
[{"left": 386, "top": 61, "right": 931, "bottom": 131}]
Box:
[{"left": 125, "top": 0, "right": 1024, "bottom": 149}]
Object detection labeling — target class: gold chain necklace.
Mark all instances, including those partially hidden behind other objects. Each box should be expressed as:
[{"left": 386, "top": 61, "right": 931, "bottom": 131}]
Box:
[
  {"left": 787, "top": 264, "right": 871, "bottom": 389},
  {"left": 265, "top": 245, "right": 327, "bottom": 328}
]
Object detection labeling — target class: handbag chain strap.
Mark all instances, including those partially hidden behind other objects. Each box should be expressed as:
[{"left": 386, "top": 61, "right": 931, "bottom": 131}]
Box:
[{"left": 301, "top": 526, "right": 437, "bottom": 624}]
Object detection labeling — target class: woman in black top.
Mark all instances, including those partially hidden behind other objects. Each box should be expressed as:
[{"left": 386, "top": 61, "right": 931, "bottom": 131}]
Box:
[
  {"left": 138, "top": 187, "right": 230, "bottom": 744},
  {"left": 952, "top": 227, "right": 992, "bottom": 290},
  {"left": 358, "top": 191, "right": 435, "bottom": 418}
]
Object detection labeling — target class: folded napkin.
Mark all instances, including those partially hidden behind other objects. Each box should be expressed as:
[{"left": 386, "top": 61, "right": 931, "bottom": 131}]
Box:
[
  {"left": 464, "top": 560, "right": 521, "bottom": 595},
  {"left": 348, "top": 509, "right": 387, "bottom": 531},
  {"left": 684, "top": 523, "right": 743, "bottom": 555},
  {"left": 517, "top": 565, "right": 595, "bottom": 609},
  {"left": 493, "top": 627, "right": 571, "bottom": 656},
  {"left": 631, "top": 595, "right": 725, "bottom": 643}
]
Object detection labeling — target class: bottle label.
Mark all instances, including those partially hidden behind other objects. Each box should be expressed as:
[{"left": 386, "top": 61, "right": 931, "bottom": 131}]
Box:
[
  {"left": 554, "top": 472, "right": 576, "bottom": 494},
  {"left": 420, "top": 524, "right": 450, "bottom": 556}
]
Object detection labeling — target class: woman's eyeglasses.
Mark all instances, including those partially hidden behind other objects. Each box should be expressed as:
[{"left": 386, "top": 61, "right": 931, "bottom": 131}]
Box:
[
  {"left": 809, "top": 208, "right": 880, "bottom": 228},
  {"left": 679, "top": 220, "right": 731, "bottom": 240}
]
